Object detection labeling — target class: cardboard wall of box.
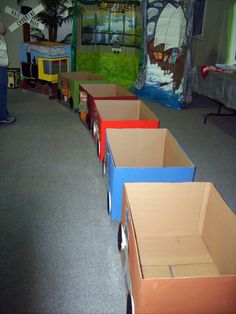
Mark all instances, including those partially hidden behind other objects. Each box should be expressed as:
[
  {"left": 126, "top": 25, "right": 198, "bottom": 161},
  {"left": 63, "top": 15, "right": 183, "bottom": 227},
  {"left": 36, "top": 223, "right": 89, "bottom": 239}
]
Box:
[
  {"left": 106, "top": 128, "right": 195, "bottom": 221},
  {"left": 121, "top": 182, "right": 236, "bottom": 314},
  {"left": 95, "top": 101, "right": 160, "bottom": 163}
]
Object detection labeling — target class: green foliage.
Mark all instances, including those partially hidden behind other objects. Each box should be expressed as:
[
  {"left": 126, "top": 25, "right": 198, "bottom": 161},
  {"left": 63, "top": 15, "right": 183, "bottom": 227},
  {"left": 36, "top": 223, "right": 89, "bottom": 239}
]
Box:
[{"left": 17, "top": 0, "right": 83, "bottom": 42}]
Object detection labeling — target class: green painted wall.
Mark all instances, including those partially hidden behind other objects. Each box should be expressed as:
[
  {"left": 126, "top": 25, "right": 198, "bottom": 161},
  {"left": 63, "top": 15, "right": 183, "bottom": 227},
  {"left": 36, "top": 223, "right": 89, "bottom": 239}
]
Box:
[{"left": 76, "top": 52, "right": 140, "bottom": 89}]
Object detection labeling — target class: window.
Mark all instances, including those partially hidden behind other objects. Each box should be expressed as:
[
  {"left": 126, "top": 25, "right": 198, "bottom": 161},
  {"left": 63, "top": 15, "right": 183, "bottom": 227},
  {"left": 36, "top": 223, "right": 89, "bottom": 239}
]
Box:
[
  {"left": 43, "top": 59, "right": 68, "bottom": 75},
  {"left": 192, "top": 0, "right": 206, "bottom": 38}
]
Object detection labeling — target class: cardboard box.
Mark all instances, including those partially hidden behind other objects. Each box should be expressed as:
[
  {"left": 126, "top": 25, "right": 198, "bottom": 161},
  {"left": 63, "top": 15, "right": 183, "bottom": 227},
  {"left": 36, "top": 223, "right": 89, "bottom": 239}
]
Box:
[
  {"left": 57, "top": 71, "right": 107, "bottom": 111},
  {"left": 95, "top": 100, "right": 160, "bottom": 165},
  {"left": 79, "top": 83, "right": 137, "bottom": 128},
  {"left": 106, "top": 128, "right": 195, "bottom": 221},
  {"left": 120, "top": 182, "right": 236, "bottom": 314}
]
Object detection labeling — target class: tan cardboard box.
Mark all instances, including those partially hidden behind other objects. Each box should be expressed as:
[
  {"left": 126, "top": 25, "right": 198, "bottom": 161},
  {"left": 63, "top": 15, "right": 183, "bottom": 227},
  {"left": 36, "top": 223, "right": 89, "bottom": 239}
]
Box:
[{"left": 120, "top": 182, "right": 236, "bottom": 314}]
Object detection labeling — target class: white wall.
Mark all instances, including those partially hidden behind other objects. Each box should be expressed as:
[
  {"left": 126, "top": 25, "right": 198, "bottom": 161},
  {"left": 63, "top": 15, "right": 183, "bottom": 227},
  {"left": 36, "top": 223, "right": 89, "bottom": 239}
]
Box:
[
  {"left": 191, "top": 0, "right": 229, "bottom": 66},
  {"left": 0, "top": 0, "right": 72, "bottom": 67}
]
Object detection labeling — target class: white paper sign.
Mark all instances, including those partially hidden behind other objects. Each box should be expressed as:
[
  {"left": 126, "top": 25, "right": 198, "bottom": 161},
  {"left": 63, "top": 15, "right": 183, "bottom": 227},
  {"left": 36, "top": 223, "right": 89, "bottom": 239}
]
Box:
[{"left": 5, "top": 5, "right": 45, "bottom": 32}]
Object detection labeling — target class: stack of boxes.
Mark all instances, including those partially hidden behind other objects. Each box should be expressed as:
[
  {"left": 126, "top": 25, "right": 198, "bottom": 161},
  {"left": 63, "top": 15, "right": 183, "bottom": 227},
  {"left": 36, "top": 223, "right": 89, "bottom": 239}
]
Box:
[{"left": 57, "top": 71, "right": 236, "bottom": 314}]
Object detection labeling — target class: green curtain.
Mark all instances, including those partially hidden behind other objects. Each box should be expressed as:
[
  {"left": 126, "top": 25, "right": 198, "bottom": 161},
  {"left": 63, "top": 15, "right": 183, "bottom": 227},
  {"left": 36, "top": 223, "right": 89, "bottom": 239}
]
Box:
[{"left": 226, "top": 0, "right": 236, "bottom": 64}]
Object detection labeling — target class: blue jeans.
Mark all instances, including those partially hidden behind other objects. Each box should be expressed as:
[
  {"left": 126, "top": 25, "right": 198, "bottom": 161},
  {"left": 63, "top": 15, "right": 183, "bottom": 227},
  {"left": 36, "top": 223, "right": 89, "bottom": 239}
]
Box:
[{"left": 0, "top": 66, "right": 8, "bottom": 120}]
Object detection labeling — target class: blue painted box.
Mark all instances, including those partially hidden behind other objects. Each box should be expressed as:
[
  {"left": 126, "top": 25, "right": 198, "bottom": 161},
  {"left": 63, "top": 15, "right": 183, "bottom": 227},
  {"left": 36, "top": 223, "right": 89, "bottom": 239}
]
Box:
[{"left": 105, "top": 128, "right": 195, "bottom": 221}]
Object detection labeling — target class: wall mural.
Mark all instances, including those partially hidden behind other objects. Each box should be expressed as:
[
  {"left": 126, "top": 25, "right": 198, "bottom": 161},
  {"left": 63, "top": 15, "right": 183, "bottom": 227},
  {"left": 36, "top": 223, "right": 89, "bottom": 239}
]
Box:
[
  {"left": 81, "top": 3, "right": 141, "bottom": 48},
  {"left": 77, "top": 2, "right": 141, "bottom": 88},
  {"left": 133, "top": 0, "right": 195, "bottom": 109}
]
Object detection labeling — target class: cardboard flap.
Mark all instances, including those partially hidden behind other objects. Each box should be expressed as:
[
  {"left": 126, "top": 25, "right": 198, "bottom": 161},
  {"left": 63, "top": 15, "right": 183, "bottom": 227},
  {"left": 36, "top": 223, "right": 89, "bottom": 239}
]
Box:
[
  {"left": 163, "top": 131, "right": 194, "bottom": 167},
  {"left": 87, "top": 72, "right": 105, "bottom": 80},
  {"left": 60, "top": 71, "right": 104, "bottom": 80},
  {"left": 138, "top": 236, "right": 213, "bottom": 266},
  {"left": 95, "top": 100, "right": 140, "bottom": 120},
  {"left": 116, "top": 84, "right": 135, "bottom": 96},
  {"left": 142, "top": 266, "right": 172, "bottom": 278},
  {"left": 139, "top": 102, "right": 159, "bottom": 121},
  {"left": 81, "top": 83, "right": 132, "bottom": 97},
  {"left": 125, "top": 182, "right": 206, "bottom": 237},
  {"left": 171, "top": 263, "right": 220, "bottom": 277},
  {"left": 202, "top": 184, "right": 236, "bottom": 275},
  {"left": 142, "top": 263, "right": 220, "bottom": 279},
  {"left": 80, "top": 83, "right": 116, "bottom": 96}
]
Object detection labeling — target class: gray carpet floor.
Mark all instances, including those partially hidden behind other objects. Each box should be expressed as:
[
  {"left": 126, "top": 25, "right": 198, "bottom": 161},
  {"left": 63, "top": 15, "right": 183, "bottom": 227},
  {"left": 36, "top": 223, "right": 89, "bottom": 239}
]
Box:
[{"left": 0, "top": 88, "right": 236, "bottom": 314}]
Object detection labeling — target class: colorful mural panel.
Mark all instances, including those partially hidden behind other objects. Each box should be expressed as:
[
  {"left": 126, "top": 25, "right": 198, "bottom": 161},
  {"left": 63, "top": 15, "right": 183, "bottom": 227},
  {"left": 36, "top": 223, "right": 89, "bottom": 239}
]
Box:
[
  {"left": 134, "top": 0, "right": 195, "bottom": 109},
  {"left": 81, "top": 3, "right": 141, "bottom": 48}
]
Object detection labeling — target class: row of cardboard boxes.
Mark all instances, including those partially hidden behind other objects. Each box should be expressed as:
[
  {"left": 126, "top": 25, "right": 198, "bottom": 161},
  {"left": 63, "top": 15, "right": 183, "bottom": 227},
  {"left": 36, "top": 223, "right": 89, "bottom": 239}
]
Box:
[{"left": 57, "top": 71, "right": 236, "bottom": 314}]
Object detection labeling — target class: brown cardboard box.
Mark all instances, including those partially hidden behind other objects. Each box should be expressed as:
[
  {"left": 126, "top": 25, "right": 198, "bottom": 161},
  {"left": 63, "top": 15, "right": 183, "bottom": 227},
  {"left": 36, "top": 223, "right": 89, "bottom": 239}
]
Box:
[{"left": 121, "top": 182, "right": 236, "bottom": 314}]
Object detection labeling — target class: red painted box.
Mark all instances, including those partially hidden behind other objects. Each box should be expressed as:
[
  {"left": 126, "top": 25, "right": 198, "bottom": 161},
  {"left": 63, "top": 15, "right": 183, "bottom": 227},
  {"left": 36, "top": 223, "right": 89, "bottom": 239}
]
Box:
[
  {"left": 79, "top": 83, "right": 137, "bottom": 129},
  {"left": 94, "top": 99, "right": 160, "bottom": 163}
]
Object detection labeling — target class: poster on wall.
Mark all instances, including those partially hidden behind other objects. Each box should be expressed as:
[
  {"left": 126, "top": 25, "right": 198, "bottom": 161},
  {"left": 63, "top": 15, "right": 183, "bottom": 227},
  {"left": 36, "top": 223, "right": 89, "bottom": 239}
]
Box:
[{"left": 133, "top": 0, "right": 194, "bottom": 109}]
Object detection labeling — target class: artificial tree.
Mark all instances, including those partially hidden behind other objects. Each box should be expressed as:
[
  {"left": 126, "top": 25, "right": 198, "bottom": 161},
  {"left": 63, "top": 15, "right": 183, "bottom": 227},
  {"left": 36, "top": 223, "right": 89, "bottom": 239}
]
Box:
[{"left": 17, "top": 0, "right": 83, "bottom": 42}]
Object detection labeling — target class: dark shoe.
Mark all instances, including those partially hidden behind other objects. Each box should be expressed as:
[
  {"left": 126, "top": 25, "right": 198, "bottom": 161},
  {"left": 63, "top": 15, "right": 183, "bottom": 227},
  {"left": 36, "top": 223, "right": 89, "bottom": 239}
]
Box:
[{"left": 0, "top": 116, "right": 16, "bottom": 125}]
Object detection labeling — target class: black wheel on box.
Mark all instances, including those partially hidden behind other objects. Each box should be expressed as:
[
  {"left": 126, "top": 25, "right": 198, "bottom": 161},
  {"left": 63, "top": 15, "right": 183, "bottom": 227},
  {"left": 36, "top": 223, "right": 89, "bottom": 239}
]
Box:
[
  {"left": 57, "top": 89, "right": 61, "bottom": 101},
  {"left": 107, "top": 190, "right": 111, "bottom": 214},
  {"left": 92, "top": 122, "right": 97, "bottom": 139},
  {"left": 86, "top": 114, "right": 91, "bottom": 130},
  {"left": 96, "top": 138, "right": 100, "bottom": 157},
  {"left": 126, "top": 293, "right": 133, "bottom": 314},
  {"left": 118, "top": 223, "right": 122, "bottom": 251},
  {"left": 69, "top": 97, "right": 74, "bottom": 111},
  {"left": 102, "top": 158, "right": 106, "bottom": 177}
]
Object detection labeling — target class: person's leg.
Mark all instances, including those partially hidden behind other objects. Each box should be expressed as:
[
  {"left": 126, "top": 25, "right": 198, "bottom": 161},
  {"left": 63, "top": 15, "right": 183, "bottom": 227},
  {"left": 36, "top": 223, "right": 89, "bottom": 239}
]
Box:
[{"left": 0, "top": 66, "right": 8, "bottom": 120}]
